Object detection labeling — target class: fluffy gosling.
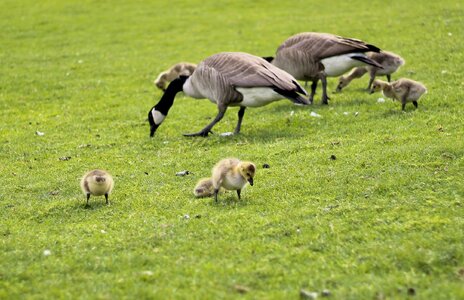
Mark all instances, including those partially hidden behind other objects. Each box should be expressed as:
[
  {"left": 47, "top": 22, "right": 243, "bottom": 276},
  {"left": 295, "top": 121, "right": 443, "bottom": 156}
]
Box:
[
  {"left": 337, "top": 51, "right": 405, "bottom": 92},
  {"left": 80, "top": 169, "right": 114, "bottom": 207},
  {"left": 370, "top": 78, "right": 427, "bottom": 110},
  {"left": 210, "top": 158, "right": 256, "bottom": 202},
  {"left": 193, "top": 178, "right": 215, "bottom": 198},
  {"left": 154, "top": 62, "right": 197, "bottom": 91}
]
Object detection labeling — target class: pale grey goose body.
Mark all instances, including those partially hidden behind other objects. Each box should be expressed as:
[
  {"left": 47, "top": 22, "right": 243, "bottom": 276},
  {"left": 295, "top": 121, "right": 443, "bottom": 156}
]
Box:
[
  {"left": 264, "top": 32, "right": 383, "bottom": 104},
  {"left": 148, "top": 52, "right": 309, "bottom": 137}
]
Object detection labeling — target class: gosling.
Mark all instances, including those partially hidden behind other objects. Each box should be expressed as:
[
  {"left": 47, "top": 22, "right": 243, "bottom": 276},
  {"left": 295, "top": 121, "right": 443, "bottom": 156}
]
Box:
[
  {"left": 370, "top": 78, "right": 427, "bottom": 110},
  {"left": 210, "top": 158, "right": 256, "bottom": 202},
  {"left": 154, "top": 62, "right": 197, "bottom": 91},
  {"left": 193, "top": 178, "right": 215, "bottom": 198},
  {"left": 337, "top": 51, "right": 405, "bottom": 92},
  {"left": 80, "top": 169, "right": 114, "bottom": 207}
]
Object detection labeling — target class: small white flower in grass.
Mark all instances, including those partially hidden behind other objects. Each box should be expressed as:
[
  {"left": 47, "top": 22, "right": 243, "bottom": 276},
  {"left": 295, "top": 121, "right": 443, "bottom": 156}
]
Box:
[
  {"left": 78, "top": 59, "right": 83, "bottom": 64},
  {"left": 101, "top": 230, "right": 107, "bottom": 234},
  {"left": 183, "top": 214, "right": 190, "bottom": 219},
  {"left": 290, "top": 110, "right": 295, "bottom": 116},
  {"left": 448, "top": 32, "right": 452, "bottom": 36},
  {"left": 141, "top": 271, "right": 154, "bottom": 276},
  {"left": 441, "top": 70, "right": 448, "bottom": 74},
  {"left": 377, "top": 97, "right": 385, "bottom": 103},
  {"left": 310, "top": 111, "right": 322, "bottom": 118},
  {"left": 43, "top": 249, "right": 51, "bottom": 256},
  {"left": 35, "top": 131, "right": 45, "bottom": 136},
  {"left": 355, "top": 112, "right": 359, "bottom": 117},
  {"left": 343, "top": 112, "right": 349, "bottom": 116}
]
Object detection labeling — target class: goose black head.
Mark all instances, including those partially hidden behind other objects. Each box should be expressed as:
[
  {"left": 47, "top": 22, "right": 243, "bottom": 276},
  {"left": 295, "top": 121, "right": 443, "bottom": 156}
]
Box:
[{"left": 148, "top": 75, "right": 189, "bottom": 137}]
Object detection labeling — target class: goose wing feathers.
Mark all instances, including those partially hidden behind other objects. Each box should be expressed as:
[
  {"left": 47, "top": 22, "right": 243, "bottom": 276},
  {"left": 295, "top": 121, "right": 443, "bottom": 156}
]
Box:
[
  {"left": 278, "top": 32, "right": 380, "bottom": 60},
  {"left": 192, "top": 52, "right": 307, "bottom": 103}
]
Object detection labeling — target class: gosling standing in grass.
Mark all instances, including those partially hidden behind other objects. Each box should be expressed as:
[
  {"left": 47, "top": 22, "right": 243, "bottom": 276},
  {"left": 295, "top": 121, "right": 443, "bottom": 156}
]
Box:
[
  {"left": 80, "top": 170, "right": 114, "bottom": 206},
  {"left": 195, "top": 158, "right": 256, "bottom": 202},
  {"left": 370, "top": 78, "right": 427, "bottom": 110}
]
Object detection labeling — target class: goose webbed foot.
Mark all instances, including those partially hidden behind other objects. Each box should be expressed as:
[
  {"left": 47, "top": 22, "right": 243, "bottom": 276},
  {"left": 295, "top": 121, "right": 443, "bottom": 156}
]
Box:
[
  {"left": 183, "top": 129, "right": 213, "bottom": 137},
  {"left": 321, "top": 95, "right": 330, "bottom": 105}
]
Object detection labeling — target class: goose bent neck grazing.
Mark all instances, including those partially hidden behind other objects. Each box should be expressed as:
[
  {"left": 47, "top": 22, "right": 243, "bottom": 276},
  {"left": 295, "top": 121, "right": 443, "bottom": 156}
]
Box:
[{"left": 148, "top": 52, "right": 308, "bottom": 138}]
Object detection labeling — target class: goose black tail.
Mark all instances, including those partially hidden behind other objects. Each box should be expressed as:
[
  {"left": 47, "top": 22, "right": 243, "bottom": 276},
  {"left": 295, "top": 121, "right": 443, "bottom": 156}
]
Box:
[
  {"left": 352, "top": 55, "right": 384, "bottom": 69},
  {"left": 274, "top": 88, "right": 310, "bottom": 105}
]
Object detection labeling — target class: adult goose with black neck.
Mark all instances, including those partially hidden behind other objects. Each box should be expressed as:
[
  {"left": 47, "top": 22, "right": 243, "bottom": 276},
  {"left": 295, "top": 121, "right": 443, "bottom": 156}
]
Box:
[
  {"left": 264, "top": 32, "right": 383, "bottom": 104},
  {"left": 148, "top": 52, "right": 309, "bottom": 137}
]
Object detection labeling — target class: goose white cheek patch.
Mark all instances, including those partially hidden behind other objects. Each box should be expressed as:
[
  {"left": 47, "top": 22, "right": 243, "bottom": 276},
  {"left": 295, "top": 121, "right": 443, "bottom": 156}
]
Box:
[{"left": 152, "top": 109, "right": 166, "bottom": 125}]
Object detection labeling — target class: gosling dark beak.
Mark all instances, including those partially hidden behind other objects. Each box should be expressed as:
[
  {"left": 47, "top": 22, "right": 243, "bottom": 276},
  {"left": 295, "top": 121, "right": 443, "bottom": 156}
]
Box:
[
  {"left": 369, "top": 90, "right": 375, "bottom": 94},
  {"left": 248, "top": 178, "right": 254, "bottom": 186},
  {"left": 335, "top": 85, "right": 342, "bottom": 93}
]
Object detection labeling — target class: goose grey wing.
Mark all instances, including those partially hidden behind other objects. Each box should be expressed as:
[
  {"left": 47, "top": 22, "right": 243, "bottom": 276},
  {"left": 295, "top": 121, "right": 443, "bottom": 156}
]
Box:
[
  {"left": 205, "top": 52, "right": 306, "bottom": 95},
  {"left": 279, "top": 32, "right": 380, "bottom": 60}
]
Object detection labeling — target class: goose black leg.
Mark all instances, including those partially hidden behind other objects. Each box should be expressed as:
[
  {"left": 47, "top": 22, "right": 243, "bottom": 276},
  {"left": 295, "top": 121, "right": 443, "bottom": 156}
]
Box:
[
  {"left": 237, "top": 189, "right": 241, "bottom": 200},
  {"left": 387, "top": 74, "right": 391, "bottom": 82},
  {"left": 308, "top": 80, "right": 318, "bottom": 104},
  {"left": 184, "top": 107, "right": 227, "bottom": 137},
  {"left": 320, "top": 74, "right": 330, "bottom": 105},
  {"left": 413, "top": 101, "right": 418, "bottom": 108},
  {"left": 105, "top": 193, "right": 109, "bottom": 205},
  {"left": 234, "top": 107, "right": 246, "bottom": 134}
]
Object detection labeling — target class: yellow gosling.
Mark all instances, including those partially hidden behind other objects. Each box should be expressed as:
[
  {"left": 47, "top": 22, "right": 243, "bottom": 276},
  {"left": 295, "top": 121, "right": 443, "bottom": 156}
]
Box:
[
  {"left": 370, "top": 78, "right": 427, "bottom": 110},
  {"left": 80, "top": 169, "right": 114, "bottom": 207}
]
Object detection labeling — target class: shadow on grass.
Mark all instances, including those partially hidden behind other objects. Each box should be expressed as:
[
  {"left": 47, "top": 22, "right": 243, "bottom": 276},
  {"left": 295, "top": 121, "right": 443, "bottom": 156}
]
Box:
[{"left": 195, "top": 195, "right": 251, "bottom": 209}]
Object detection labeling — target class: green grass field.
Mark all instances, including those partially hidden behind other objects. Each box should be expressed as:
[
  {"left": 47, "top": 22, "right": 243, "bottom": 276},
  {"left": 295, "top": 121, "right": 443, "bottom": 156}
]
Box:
[{"left": 1, "top": 0, "right": 463, "bottom": 299}]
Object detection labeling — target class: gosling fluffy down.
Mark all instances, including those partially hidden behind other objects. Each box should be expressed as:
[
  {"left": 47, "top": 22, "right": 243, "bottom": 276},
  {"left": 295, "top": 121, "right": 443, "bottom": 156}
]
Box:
[
  {"left": 80, "top": 169, "right": 114, "bottom": 206},
  {"left": 154, "top": 62, "right": 197, "bottom": 91},
  {"left": 370, "top": 78, "right": 427, "bottom": 110},
  {"left": 193, "top": 178, "right": 215, "bottom": 198},
  {"left": 211, "top": 158, "right": 256, "bottom": 202}
]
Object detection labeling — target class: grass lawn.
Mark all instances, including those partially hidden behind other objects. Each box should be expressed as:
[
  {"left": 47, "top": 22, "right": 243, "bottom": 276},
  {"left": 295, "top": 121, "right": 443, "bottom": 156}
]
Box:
[{"left": 1, "top": 0, "right": 463, "bottom": 298}]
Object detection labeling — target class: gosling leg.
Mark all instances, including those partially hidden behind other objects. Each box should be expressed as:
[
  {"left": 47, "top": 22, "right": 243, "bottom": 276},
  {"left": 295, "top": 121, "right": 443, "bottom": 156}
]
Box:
[
  {"left": 413, "top": 101, "right": 418, "bottom": 108},
  {"left": 85, "top": 193, "right": 91, "bottom": 208},
  {"left": 214, "top": 189, "right": 219, "bottom": 203}
]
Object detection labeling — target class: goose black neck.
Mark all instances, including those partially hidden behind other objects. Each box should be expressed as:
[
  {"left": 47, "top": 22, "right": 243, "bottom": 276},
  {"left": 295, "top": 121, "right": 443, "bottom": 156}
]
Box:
[{"left": 154, "top": 76, "right": 188, "bottom": 115}]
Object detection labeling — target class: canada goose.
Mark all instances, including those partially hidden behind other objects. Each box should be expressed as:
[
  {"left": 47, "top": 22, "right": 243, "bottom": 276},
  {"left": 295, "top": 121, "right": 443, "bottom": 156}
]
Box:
[
  {"left": 211, "top": 158, "right": 256, "bottom": 202},
  {"left": 80, "top": 169, "right": 114, "bottom": 207},
  {"left": 265, "top": 32, "right": 383, "bottom": 104},
  {"left": 369, "top": 78, "right": 427, "bottom": 110},
  {"left": 336, "top": 51, "right": 405, "bottom": 92},
  {"left": 154, "top": 62, "right": 197, "bottom": 91},
  {"left": 147, "top": 52, "right": 309, "bottom": 138}
]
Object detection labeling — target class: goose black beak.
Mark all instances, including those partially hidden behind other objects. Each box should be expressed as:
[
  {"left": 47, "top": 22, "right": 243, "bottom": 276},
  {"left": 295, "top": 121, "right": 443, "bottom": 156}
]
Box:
[
  {"left": 150, "top": 124, "right": 159, "bottom": 137},
  {"left": 248, "top": 178, "right": 254, "bottom": 186}
]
